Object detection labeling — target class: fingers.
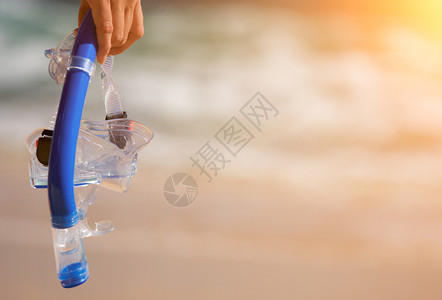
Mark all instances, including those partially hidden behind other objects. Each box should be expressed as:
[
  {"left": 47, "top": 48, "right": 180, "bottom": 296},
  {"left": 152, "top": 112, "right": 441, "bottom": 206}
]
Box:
[
  {"left": 90, "top": 0, "right": 113, "bottom": 64},
  {"left": 110, "top": 0, "right": 136, "bottom": 47},
  {"left": 111, "top": 1, "right": 126, "bottom": 46},
  {"left": 77, "top": 0, "right": 142, "bottom": 64},
  {"left": 109, "top": 2, "right": 143, "bottom": 56},
  {"left": 123, "top": 5, "right": 135, "bottom": 44}
]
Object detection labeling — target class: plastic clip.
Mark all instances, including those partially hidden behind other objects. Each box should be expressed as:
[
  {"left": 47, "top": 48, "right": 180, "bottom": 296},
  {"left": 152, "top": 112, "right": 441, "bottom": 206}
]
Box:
[{"left": 68, "top": 56, "right": 96, "bottom": 79}]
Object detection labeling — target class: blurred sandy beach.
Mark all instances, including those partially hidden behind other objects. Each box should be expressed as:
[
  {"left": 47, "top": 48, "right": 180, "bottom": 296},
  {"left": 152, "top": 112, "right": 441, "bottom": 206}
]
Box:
[
  {"left": 3, "top": 0, "right": 442, "bottom": 299},
  {"left": 4, "top": 150, "right": 442, "bottom": 300}
]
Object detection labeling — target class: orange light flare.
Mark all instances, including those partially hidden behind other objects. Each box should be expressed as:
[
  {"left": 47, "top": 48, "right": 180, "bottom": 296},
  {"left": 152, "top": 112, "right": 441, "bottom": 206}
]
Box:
[
  {"left": 322, "top": 0, "right": 442, "bottom": 42},
  {"left": 287, "top": 0, "right": 442, "bottom": 76}
]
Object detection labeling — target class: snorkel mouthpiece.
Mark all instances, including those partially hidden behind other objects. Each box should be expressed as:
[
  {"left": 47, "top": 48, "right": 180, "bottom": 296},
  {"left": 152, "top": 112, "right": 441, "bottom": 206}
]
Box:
[{"left": 52, "top": 226, "right": 89, "bottom": 288}]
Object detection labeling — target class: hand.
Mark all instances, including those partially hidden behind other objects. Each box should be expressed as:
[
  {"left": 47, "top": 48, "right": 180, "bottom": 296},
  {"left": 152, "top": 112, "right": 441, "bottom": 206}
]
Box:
[{"left": 78, "top": 0, "right": 144, "bottom": 64}]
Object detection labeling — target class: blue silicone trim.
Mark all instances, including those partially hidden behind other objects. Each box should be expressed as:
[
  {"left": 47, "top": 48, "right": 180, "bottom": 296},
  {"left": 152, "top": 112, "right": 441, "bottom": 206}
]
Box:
[
  {"left": 58, "top": 262, "right": 89, "bottom": 288},
  {"left": 48, "top": 10, "right": 97, "bottom": 229}
]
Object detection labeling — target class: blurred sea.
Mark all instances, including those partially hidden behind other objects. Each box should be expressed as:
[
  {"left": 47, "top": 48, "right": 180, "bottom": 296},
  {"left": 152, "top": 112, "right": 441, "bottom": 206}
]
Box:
[
  {"left": 3, "top": 0, "right": 442, "bottom": 299},
  {"left": 2, "top": 0, "right": 442, "bottom": 187}
]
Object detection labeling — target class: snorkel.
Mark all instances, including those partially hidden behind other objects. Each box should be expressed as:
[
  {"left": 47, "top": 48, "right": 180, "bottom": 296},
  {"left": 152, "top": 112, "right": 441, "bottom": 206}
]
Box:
[
  {"left": 47, "top": 10, "right": 96, "bottom": 288},
  {"left": 26, "top": 10, "right": 153, "bottom": 288}
]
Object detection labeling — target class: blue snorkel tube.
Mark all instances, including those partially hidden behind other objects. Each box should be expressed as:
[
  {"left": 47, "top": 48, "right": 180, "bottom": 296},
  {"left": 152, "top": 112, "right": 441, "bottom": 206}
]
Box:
[{"left": 48, "top": 10, "right": 97, "bottom": 288}]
